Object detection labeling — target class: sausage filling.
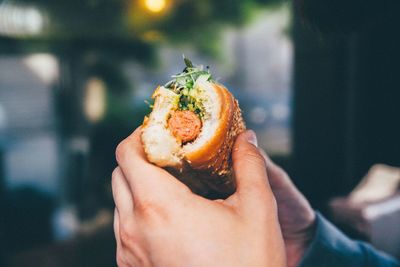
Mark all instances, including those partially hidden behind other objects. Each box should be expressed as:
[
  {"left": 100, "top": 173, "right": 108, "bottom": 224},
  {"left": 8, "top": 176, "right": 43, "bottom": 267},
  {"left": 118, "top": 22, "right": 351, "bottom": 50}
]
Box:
[
  {"left": 168, "top": 110, "right": 202, "bottom": 144},
  {"left": 163, "top": 58, "right": 212, "bottom": 145}
]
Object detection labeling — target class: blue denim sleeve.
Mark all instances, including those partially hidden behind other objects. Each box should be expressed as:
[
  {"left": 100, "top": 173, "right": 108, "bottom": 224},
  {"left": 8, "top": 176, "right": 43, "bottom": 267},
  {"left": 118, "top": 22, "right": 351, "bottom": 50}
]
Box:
[{"left": 299, "top": 212, "right": 400, "bottom": 267}]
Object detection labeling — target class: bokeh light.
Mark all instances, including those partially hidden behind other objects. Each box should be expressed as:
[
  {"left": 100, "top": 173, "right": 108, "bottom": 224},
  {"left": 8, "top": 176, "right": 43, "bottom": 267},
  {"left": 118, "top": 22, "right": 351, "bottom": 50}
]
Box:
[
  {"left": 144, "top": 0, "right": 167, "bottom": 13},
  {"left": 84, "top": 78, "right": 107, "bottom": 123},
  {"left": 0, "top": 3, "right": 45, "bottom": 37}
]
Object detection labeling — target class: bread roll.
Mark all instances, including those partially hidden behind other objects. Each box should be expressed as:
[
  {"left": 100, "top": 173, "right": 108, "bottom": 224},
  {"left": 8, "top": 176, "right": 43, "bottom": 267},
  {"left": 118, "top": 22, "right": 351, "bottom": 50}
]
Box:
[{"left": 141, "top": 59, "right": 245, "bottom": 198}]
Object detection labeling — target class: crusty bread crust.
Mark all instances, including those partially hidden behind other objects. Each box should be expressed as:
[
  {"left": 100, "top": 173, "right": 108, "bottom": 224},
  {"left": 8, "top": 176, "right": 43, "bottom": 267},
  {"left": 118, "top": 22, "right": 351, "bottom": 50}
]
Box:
[
  {"left": 185, "top": 83, "right": 245, "bottom": 174},
  {"left": 141, "top": 82, "right": 246, "bottom": 199},
  {"left": 181, "top": 83, "right": 246, "bottom": 198}
]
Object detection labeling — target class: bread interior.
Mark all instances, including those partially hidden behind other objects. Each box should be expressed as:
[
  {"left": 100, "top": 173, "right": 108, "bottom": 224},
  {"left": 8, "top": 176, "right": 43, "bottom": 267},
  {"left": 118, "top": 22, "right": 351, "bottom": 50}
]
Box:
[{"left": 142, "top": 79, "right": 221, "bottom": 168}]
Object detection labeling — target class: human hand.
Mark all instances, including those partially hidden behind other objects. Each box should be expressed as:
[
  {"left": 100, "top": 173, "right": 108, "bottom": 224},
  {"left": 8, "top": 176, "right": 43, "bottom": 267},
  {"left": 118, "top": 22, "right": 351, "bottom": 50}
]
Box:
[
  {"left": 112, "top": 128, "right": 286, "bottom": 267},
  {"left": 260, "top": 151, "right": 316, "bottom": 267}
]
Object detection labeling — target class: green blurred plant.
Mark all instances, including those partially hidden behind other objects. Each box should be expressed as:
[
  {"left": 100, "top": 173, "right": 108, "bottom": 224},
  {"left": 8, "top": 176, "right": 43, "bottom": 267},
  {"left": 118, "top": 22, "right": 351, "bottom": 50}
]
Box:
[{"left": 15, "top": 0, "right": 285, "bottom": 56}]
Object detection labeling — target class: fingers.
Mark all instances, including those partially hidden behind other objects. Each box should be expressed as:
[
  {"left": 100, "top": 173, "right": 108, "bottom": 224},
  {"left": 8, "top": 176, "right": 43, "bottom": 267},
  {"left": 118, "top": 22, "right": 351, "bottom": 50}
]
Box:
[
  {"left": 112, "top": 167, "right": 134, "bottom": 220},
  {"left": 259, "top": 149, "right": 299, "bottom": 195},
  {"left": 114, "top": 208, "right": 129, "bottom": 267},
  {"left": 115, "top": 127, "right": 189, "bottom": 206},
  {"left": 116, "top": 127, "right": 162, "bottom": 178},
  {"left": 114, "top": 208, "right": 141, "bottom": 267},
  {"left": 230, "top": 130, "right": 279, "bottom": 225},
  {"left": 232, "top": 130, "right": 273, "bottom": 204},
  {"left": 114, "top": 208, "right": 122, "bottom": 249}
]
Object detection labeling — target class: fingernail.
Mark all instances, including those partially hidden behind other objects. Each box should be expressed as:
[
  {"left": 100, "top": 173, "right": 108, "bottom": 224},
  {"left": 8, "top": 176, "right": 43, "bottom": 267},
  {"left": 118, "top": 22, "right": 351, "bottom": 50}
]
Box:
[{"left": 245, "top": 130, "right": 258, "bottom": 147}]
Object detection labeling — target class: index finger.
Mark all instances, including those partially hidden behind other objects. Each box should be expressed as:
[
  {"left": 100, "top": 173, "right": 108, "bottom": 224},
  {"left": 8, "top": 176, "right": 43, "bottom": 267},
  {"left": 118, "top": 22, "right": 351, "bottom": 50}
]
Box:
[{"left": 115, "top": 127, "right": 188, "bottom": 203}]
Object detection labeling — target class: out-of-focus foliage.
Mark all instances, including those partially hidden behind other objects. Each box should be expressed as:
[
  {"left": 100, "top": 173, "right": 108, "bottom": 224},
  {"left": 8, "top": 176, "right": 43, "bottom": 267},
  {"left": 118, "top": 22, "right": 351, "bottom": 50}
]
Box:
[{"left": 14, "top": 0, "right": 284, "bottom": 55}]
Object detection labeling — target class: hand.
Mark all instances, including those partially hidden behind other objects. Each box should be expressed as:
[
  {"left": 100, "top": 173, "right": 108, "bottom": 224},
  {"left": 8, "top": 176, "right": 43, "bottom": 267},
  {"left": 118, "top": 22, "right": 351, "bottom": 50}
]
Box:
[
  {"left": 112, "top": 128, "right": 286, "bottom": 267},
  {"left": 260, "top": 151, "right": 316, "bottom": 267}
]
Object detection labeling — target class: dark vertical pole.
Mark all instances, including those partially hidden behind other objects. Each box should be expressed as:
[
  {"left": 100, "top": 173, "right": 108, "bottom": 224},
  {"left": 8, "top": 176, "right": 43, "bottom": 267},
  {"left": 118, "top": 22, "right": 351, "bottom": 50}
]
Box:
[
  {"left": 343, "top": 34, "right": 358, "bottom": 190},
  {"left": 352, "top": 10, "right": 400, "bottom": 180},
  {"left": 292, "top": 12, "right": 351, "bottom": 212},
  {"left": 0, "top": 147, "right": 6, "bottom": 266},
  {"left": 292, "top": 2, "right": 400, "bottom": 213}
]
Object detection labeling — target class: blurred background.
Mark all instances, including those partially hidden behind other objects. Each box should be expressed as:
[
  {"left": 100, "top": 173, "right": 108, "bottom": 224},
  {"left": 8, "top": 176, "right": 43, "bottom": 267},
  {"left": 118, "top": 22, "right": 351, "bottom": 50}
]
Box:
[{"left": 0, "top": 0, "right": 399, "bottom": 266}]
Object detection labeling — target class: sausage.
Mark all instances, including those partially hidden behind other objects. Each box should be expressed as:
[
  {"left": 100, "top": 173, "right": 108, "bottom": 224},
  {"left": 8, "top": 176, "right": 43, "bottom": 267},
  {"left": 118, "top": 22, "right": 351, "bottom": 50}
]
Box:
[{"left": 168, "top": 110, "right": 202, "bottom": 143}]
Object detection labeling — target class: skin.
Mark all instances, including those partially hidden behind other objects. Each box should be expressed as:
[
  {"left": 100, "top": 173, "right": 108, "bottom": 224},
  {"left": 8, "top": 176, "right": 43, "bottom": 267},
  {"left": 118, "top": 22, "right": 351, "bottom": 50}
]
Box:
[
  {"left": 112, "top": 128, "right": 286, "bottom": 267},
  {"left": 260, "top": 151, "right": 316, "bottom": 267}
]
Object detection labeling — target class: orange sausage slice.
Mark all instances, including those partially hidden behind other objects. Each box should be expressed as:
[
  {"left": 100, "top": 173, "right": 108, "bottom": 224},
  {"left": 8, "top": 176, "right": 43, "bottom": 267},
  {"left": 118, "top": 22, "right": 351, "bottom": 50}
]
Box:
[{"left": 168, "top": 110, "right": 202, "bottom": 143}]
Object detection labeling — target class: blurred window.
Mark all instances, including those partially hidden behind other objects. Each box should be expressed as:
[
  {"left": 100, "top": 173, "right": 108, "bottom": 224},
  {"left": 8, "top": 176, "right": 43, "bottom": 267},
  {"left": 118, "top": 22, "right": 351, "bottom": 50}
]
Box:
[{"left": 0, "top": 54, "right": 60, "bottom": 194}]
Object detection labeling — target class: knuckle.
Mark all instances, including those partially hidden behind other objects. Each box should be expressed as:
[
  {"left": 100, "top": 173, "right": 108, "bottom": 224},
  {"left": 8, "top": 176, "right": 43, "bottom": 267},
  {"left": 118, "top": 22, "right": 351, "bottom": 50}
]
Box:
[
  {"left": 235, "top": 147, "right": 266, "bottom": 168},
  {"left": 135, "top": 198, "right": 158, "bottom": 214},
  {"left": 116, "top": 243, "right": 133, "bottom": 267},
  {"left": 111, "top": 167, "right": 121, "bottom": 185},
  {"left": 119, "top": 226, "right": 136, "bottom": 247},
  {"left": 135, "top": 197, "right": 170, "bottom": 221},
  {"left": 116, "top": 251, "right": 126, "bottom": 267},
  {"left": 115, "top": 139, "right": 129, "bottom": 164},
  {"left": 116, "top": 254, "right": 133, "bottom": 267}
]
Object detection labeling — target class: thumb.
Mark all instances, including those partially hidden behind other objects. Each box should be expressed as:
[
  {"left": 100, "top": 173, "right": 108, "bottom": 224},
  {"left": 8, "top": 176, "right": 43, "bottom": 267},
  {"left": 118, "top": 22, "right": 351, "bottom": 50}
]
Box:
[{"left": 232, "top": 130, "right": 272, "bottom": 201}]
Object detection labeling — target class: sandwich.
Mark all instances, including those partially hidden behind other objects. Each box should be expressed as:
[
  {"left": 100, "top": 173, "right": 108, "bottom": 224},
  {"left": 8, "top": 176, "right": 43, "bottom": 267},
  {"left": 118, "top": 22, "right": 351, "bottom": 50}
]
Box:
[{"left": 141, "top": 58, "right": 246, "bottom": 198}]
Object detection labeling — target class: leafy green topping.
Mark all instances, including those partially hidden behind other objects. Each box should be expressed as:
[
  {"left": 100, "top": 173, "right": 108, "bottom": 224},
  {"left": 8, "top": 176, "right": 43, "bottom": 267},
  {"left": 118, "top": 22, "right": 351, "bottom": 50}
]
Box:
[
  {"left": 164, "top": 57, "right": 213, "bottom": 118},
  {"left": 178, "top": 87, "right": 203, "bottom": 115},
  {"left": 144, "top": 99, "right": 154, "bottom": 109},
  {"left": 165, "top": 57, "right": 212, "bottom": 92}
]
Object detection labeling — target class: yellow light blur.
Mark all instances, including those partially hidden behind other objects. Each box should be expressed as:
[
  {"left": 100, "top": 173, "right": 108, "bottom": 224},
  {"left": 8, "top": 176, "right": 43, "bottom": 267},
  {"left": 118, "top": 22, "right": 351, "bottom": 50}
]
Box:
[
  {"left": 142, "top": 30, "right": 163, "bottom": 42},
  {"left": 144, "top": 0, "right": 167, "bottom": 13}
]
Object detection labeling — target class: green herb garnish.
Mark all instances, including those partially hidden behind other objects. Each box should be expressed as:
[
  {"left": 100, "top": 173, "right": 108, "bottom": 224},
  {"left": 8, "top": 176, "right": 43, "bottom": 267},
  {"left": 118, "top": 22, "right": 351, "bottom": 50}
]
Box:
[
  {"left": 164, "top": 56, "right": 212, "bottom": 117},
  {"left": 144, "top": 99, "right": 154, "bottom": 109}
]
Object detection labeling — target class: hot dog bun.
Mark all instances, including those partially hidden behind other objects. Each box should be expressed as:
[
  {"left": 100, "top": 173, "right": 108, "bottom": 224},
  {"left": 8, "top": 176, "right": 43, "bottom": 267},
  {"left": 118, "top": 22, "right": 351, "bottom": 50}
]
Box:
[
  {"left": 183, "top": 82, "right": 245, "bottom": 177},
  {"left": 141, "top": 60, "right": 245, "bottom": 198}
]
